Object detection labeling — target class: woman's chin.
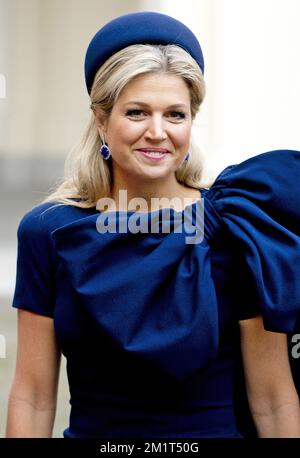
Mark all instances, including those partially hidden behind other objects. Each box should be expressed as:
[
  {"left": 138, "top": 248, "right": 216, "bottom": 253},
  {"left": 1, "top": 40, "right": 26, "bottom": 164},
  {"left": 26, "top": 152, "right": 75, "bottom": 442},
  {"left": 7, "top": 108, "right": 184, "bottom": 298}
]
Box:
[{"left": 133, "top": 167, "right": 173, "bottom": 183}]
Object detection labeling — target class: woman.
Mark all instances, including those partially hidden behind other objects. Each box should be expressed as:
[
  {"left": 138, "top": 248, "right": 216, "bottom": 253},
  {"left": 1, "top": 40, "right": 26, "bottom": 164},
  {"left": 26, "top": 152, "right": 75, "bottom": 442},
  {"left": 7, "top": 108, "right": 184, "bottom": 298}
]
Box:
[{"left": 6, "top": 12, "right": 300, "bottom": 438}]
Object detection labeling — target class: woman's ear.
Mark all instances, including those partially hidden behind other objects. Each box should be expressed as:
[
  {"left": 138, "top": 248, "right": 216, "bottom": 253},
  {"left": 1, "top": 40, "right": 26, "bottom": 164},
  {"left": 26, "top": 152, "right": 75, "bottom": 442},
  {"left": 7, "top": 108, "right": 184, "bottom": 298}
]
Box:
[{"left": 93, "top": 109, "right": 107, "bottom": 133}]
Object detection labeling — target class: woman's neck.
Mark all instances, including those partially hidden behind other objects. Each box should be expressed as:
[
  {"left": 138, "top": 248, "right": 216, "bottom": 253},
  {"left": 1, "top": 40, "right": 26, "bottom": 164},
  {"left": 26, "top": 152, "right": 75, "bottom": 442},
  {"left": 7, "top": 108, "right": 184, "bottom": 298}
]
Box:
[{"left": 109, "top": 176, "right": 200, "bottom": 213}]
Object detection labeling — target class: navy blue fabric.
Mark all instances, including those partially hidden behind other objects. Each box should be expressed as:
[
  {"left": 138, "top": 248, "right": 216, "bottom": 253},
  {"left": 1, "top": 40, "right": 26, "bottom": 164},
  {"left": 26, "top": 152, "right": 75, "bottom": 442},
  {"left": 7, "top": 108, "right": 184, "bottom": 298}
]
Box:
[
  {"left": 205, "top": 149, "right": 300, "bottom": 332},
  {"left": 12, "top": 149, "right": 300, "bottom": 438},
  {"left": 84, "top": 12, "right": 205, "bottom": 94}
]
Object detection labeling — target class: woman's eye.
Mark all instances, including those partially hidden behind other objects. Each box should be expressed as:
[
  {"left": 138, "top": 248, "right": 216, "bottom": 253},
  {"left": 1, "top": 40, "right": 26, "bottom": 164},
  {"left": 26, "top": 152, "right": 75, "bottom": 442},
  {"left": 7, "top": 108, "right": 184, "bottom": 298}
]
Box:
[
  {"left": 168, "top": 111, "right": 186, "bottom": 120},
  {"left": 125, "top": 109, "right": 186, "bottom": 121},
  {"left": 126, "top": 109, "right": 145, "bottom": 118}
]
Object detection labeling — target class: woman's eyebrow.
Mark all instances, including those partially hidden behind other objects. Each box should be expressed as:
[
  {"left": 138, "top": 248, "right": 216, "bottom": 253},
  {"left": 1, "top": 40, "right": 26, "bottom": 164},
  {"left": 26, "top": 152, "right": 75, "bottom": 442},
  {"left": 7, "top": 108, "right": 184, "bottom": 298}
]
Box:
[{"left": 123, "top": 101, "right": 189, "bottom": 109}]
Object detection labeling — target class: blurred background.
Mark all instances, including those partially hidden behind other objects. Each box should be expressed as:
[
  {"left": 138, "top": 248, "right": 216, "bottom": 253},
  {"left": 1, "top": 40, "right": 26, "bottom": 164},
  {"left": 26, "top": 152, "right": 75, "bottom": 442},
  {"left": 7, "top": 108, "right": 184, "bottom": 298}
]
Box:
[{"left": 0, "top": 0, "right": 299, "bottom": 437}]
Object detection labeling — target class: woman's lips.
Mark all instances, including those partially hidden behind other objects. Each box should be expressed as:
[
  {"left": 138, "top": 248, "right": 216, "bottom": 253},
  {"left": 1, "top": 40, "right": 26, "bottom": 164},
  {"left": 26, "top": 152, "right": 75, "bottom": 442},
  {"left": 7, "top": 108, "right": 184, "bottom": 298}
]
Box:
[{"left": 136, "top": 148, "right": 170, "bottom": 161}]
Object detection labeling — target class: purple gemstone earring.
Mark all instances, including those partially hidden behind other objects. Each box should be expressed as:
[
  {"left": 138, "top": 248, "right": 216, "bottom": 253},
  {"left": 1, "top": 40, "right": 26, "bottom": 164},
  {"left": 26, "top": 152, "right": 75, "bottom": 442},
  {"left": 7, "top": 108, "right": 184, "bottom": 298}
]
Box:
[
  {"left": 100, "top": 143, "right": 111, "bottom": 160},
  {"left": 184, "top": 152, "right": 190, "bottom": 161}
]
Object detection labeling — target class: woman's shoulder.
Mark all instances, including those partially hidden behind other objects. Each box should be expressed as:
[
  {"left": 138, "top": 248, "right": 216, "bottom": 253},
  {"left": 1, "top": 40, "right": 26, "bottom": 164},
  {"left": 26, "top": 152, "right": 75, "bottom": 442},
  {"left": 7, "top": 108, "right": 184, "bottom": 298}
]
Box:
[{"left": 17, "top": 200, "right": 97, "bottom": 240}]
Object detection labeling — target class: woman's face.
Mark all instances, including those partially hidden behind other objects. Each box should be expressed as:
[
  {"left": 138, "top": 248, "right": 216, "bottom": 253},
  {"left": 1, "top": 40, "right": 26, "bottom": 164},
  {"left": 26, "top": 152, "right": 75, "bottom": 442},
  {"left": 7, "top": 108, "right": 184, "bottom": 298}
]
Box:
[{"left": 97, "top": 72, "right": 192, "bottom": 186}]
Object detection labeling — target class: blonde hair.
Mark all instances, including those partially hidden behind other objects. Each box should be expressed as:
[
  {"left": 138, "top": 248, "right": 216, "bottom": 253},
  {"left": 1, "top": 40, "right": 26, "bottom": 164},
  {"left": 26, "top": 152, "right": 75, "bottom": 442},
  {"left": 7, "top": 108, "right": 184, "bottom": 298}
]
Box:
[{"left": 42, "top": 44, "right": 206, "bottom": 209}]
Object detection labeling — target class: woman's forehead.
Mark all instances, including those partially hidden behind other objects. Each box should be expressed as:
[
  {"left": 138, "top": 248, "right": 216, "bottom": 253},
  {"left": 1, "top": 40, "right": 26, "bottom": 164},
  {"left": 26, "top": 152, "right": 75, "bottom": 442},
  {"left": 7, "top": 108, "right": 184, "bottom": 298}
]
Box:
[{"left": 116, "top": 73, "right": 191, "bottom": 106}]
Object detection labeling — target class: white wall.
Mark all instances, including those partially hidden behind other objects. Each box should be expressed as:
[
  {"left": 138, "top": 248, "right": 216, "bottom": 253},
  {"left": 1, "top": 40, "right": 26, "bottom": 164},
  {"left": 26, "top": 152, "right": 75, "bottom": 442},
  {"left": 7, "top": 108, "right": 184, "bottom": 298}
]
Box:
[
  {"left": 212, "top": 0, "right": 300, "bottom": 171},
  {"left": 142, "top": 0, "right": 300, "bottom": 178},
  {"left": 0, "top": 0, "right": 7, "bottom": 134}
]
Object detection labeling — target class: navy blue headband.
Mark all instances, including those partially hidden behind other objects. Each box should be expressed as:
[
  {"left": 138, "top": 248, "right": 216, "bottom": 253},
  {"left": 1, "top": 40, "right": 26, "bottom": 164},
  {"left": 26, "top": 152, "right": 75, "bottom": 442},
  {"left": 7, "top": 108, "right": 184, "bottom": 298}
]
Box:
[{"left": 84, "top": 11, "right": 205, "bottom": 95}]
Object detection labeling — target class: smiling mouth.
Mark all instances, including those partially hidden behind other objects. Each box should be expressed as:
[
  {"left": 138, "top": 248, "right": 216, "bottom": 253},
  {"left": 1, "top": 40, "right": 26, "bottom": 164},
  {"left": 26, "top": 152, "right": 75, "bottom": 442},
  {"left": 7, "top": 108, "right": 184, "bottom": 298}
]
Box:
[{"left": 136, "top": 148, "right": 170, "bottom": 161}]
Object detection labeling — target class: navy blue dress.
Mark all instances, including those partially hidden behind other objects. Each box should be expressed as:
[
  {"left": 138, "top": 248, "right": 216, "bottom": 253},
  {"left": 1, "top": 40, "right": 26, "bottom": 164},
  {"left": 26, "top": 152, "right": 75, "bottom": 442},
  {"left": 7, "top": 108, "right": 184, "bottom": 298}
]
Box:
[{"left": 12, "top": 149, "right": 300, "bottom": 438}]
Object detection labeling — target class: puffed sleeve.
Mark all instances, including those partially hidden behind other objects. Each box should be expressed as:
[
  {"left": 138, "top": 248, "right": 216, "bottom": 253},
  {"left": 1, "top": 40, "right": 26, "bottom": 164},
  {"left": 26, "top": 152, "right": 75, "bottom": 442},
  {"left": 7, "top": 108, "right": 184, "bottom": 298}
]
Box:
[
  {"left": 12, "top": 204, "right": 57, "bottom": 318},
  {"left": 205, "top": 149, "right": 300, "bottom": 333}
]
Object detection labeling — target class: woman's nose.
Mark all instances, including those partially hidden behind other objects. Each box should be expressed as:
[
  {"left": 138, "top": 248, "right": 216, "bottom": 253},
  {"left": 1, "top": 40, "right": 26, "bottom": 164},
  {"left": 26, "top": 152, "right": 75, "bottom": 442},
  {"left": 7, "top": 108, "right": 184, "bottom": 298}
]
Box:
[{"left": 144, "top": 114, "right": 167, "bottom": 141}]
